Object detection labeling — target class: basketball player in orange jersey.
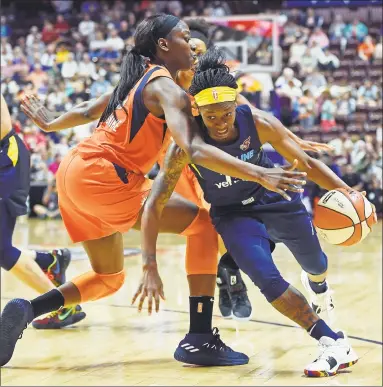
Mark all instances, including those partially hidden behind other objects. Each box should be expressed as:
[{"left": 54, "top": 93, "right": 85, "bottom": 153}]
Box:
[
  {"left": 0, "top": 14, "right": 307, "bottom": 367},
  {"left": 19, "top": 19, "right": 332, "bottom": 323},
  {"left": 0, "top": 94, "right": 86, "bottom": 329}
]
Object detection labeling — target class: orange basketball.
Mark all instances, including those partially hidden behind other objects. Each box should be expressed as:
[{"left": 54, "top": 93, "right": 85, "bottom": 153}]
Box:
[{"left": 314, "top": 188, "right": 375, "bottom": 246}]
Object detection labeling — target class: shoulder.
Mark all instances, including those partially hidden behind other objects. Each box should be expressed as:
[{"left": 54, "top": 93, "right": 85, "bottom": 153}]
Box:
[{"left": 147, "top": 77, "right": 191, "bottom": 107}]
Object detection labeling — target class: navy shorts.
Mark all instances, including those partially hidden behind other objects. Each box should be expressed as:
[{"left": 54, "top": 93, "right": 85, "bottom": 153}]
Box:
[
  {"left": 0, "top": 130, "right": 30, "bottom": 217},
  {"left": 211, "top": 191, "right": 328, "bottom": 284}
]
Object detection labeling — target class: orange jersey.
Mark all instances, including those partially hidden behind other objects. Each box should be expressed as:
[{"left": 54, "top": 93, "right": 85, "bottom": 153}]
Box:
[{"left": 77, "top": 65, "right": 173, "bottom": 175}]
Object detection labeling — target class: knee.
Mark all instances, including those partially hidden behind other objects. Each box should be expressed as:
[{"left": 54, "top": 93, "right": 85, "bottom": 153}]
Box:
[
  {"left": 72, "top": 270, "right": 126, "bottom": 302},
  {"left": 300, "top": 252, "right": 328, "bottom": 276},
  {"left": 0, "top": 246, "right": 21, "bottom": 271},
  {"left": 99, "top": 270, "right": 126, "bottom": 295},
  {"left": 260, "top": 277, "right": 290, "bottom": 303}
]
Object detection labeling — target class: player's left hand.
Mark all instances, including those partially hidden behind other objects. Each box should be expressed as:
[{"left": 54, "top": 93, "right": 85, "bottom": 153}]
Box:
[
  {"left": 131, "top": 262, "right": 165, "bottom": 315},
  {"left": 361, "top": 191, "right": 378, "bottom": 225},
  {"left": 299, "top": 139, "right": 334, "bottom": 154}
]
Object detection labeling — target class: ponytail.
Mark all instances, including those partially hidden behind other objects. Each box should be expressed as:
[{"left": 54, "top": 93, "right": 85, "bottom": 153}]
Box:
[{"left": 99, "top": 50, "right": 146, "bottom": 123}]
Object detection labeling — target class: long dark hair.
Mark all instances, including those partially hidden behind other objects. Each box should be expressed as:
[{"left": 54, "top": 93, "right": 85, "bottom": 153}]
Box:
[
  {"left": 99, "top": 14, "right": 180, "bottom": 124},
  {"left": 186, "top": 18, "right": 213, "bottom": 48},
  {"left": 189, "top": 47, "right": 238, "bottom": 96}
]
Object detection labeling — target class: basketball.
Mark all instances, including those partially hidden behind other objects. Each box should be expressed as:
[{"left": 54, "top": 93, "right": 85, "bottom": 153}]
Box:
[{"left": 314, "top": 188, "right": 375, "bottom": 246}]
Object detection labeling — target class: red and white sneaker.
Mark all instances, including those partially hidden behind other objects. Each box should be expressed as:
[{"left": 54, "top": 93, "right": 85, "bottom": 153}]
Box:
[{"left": 304, "top": 331, "right": 358, "bottom": 377}]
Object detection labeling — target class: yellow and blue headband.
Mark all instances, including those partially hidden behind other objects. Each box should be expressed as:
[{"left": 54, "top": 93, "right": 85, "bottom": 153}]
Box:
[{"left": 194, "top": 86, "right": 237, "bottom": 107}]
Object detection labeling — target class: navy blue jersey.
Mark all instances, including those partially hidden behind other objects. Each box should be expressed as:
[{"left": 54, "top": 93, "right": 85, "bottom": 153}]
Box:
[
  {"left": 0, "top": 129, "right": 30, "bottom": 216},
  {"left": 190, "top": 105, "right": 275, "bottom": 208}
]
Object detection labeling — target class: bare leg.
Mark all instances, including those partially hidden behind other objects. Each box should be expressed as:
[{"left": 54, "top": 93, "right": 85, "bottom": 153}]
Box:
[
  {"left": 59, "top": 232, "right": 124, "bottom": 306},
  {"left": 9, "top": 250, "right": 55, "bottom": 293}
]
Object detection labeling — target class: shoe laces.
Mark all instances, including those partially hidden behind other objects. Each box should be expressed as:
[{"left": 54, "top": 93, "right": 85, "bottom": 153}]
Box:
[{"left": 203, "top": 327, "right": 232, "bottom": 352}]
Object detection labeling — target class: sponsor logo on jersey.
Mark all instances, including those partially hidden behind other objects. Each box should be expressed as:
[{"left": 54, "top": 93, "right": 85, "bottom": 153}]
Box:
[{"left": 240, "top": 136, "right": 251, "bottom": 151}]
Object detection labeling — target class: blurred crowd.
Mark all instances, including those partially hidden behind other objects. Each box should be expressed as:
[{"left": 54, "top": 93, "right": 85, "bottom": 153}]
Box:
[{"left": 0, "top": 0, "right": 381, "bottom": 215}]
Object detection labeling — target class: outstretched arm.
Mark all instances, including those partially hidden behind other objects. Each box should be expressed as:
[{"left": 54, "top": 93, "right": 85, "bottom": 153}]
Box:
[
  {"left": 141, "top": 141, "right": 189, "bottom": 263},
  {"left": 152, "top": 78, "right": 306, "bottom": 197},
  {"left": 20, "top": 92, "right": 112, "bottom": 132},
  {"left": 131, "top": 142, "right": 188, "bottom": 315},
  {"left": 254, "top": 111, "right": 349, "bottom": 191},
  {"left": 236, "top": 93, "right": 333, "bottom": 153}
]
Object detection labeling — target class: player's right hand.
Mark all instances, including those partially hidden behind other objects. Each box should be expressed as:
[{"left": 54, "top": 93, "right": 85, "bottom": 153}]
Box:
[
  {"left": 20, "top": 94, "right": 53, "bottom": 132},
  {"left": 258, "top": 159, "right": 307, "bottom": 201},
  {"left": 131, "top": 260, "right": 165, "bottom": 315}
]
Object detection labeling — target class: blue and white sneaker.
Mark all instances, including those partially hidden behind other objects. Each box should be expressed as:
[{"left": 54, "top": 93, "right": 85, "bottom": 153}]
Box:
[
  {"left": 0, "top": 299, "right": 34, "bottom": 366},
  {"left": 174, "top": 327, "right": 249, "bottom": 366}
]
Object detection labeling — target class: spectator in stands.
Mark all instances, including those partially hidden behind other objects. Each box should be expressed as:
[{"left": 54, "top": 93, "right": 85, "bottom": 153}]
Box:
[
  {"left": 1, "top": 16, "right": 11, "bottom": 38},
  {"left": 317, "top": 48, "right": 340, "bottom": 71},
  {"left": 30, "top": 151, "right": 49, "bottom": 183},
  {"left": 329, "top": 14, "right": 346, "bottom": 41},
  {"left": 40, "top": 44, "right": 56, "bottom": 71},
  {"left": 48, "top": 152, "right": 62, "bottom": 176},
  {"left": 105, "top": 28, "right": 125, "bottom": 51},
  {"left": 303, "top": 68, "right": 327, "bottom": 97},
  {"left": 288, "top": 36, "right": 307, "bottom": 67},
  {"left": 78, "top": 13, "right": 96, "bottom": 41},
  {"left": 320, "top": 91, "right": 337, "bottom": 131},
  {"left": 302, "top": 8, "right": 323, "bottom": 29},
  {"left": 54, "top": 14, "right": 70, "bottom": 36},
  {"left": 275, "top": 67, "right": 302, "bottom": 89},
  {"left": 166, "top": 0, "right": 183, "bottom": 17},
  {"left": 33, "top": 177, "right": 61, "bottom": 220},
  {"left": 78, "top": 52, "right": 97, "bottom": 79},
  {"left": 299, "top": 46, "right": 317, "bottom": 76},
  {"left": 298, "top": 89, "right": 316, "bottom": 131},
  {"left": 366, "top": 176, "right": 383, "bottom": 214},
  {"left": 277, "top": 78, "right": 303, "bottom": 101},
  {"left": 41, "top": 20, "right": 59, "bottom": 44},
  {"left": 357, "top": 79, "right": 379, "bottom": 106},
  {"left": 358, "top": 35, "right": 376, "bottom": 62},
  {"left": 336, "top": 92, "right": 356, "bottom": 117},
  {"left": 119, "top": 20, "right": 133, "bottom": 41},
  {"left": 374, "top": 36, "right": 382, "bottom": 60},
  {"left": 28, "top": 63, "right": 49, "bottom": 94},
  {"left": 308, "top": 27, "right": 329, "bottom": 49},
  {"left": 26, "top": 26, "right": 40, "bottom": 50},
  {"left": 89, "top": 75, "right": 111, "bottom": 98},
  {"left": 342, "top": 164, "right": 364, "bottom": 190},
  {"left": 61, "top": 52, "right": 78, "bottom": 79},
  {"left": 344, "top": 19, "right": 368, "bottom": 42},
  {"left": 282, "top": 20, "right": 301, "bottom": 45}
]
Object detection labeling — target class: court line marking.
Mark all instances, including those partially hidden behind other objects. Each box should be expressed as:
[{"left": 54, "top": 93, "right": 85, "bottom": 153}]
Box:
[{"left": 110, "top": 304, "right": 383, "bottom": 346}]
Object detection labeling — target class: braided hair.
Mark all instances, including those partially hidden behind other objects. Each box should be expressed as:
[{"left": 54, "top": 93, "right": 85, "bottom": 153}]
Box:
[{"left": 189, "top": 47, "right": 238, "bottom": 97}]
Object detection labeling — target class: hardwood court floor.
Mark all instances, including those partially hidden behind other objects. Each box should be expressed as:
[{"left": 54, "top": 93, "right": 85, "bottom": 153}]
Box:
[{"left": 1, "top": 218, "right": 382, "bottom": 386}]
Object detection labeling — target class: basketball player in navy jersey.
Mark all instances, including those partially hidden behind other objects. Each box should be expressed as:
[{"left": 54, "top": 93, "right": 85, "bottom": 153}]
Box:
[
  {"left": 0, "top": 94, "right": 85, "bottom": 329},
  {"left": 140, "top": 48, "right": 377, "bottom": 376}
]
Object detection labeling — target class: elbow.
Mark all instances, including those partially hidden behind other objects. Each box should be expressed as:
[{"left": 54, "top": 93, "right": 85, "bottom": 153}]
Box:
[{"left": 187, "top": 142, "right": 205, "bottom": 165}]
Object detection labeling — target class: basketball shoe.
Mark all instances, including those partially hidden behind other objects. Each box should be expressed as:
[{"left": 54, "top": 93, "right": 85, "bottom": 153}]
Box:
[
  {"left": 174, "top": 327, "right": 249, "bottom": 366},
  {"left": 32, "top": 305, "right": 86, "bottom": 329},
  {"left": 304, "top": 331, "right": 358, "bottom": 377},
  {"left": 301, "top": 271, "right": 335, "bottom": 325},
  {"left": 0, "top": 299, "right": 33, "bottom": 366},
  {"left": 217, "top": 263, "right": 252, "bottom": 320},
  {"left": 44, "top": 248, "right": 72, "bottom": 286}
]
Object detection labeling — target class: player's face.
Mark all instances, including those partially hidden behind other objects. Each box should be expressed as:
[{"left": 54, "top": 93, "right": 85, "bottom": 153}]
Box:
[
  {"left": 166, "top": 22, "right": 196, "bottom": 71},
  {"left": 199, "top": 101, "right": 237, "bottom": 141}
]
